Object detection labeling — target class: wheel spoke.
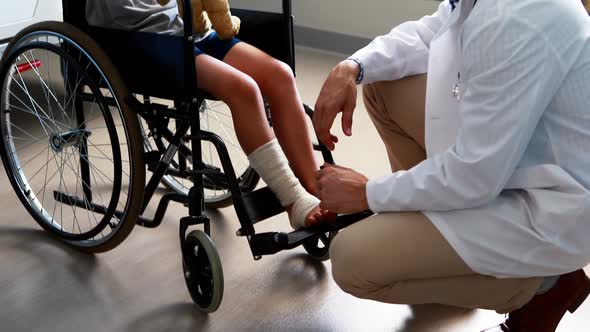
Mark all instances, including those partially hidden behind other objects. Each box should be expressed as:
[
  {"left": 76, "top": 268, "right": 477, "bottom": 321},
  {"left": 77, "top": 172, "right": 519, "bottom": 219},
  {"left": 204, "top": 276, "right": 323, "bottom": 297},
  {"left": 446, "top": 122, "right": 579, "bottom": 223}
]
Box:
[
  {"left": 7, "top": 102, "right": 70, "bottom": 129},
  {"left": 62, "top": 61, "right": 92, "bottom": 118},
  {"left": 7, "top": 121, "right": 44, "bottom": 143},
  {"left": 22, "top": 52, "right": 63, "bottom": 126},
  {"left": 13, "top": 135, "right": 46, "bottom": 153},
  {"left": 23, "top": 146, "right": 60, "bottom": 182},
  {"left": 209, "top": 110, "right": 247, "bottom": 167},
  {"left": 12, "top": 68, "right": 64, "bottom": 133},
  {"left": 44, "top": 37, "right": 57, "bottom": 122},
  {"left": 61, "top": 145, "right": 120, "bottom": 227},
  {"left": 85, "top": 138, "right": 130, "bottom": 179},
  {"left": 51, "top": 147, "right": 84, "bottom": 233},
  {"left": 6, "top": 87, "right": 56, "bottom": 135},
  {"left": 17, "top": 145, "right": 51, "bottom": 170},
  {"left": 68, "top": 146, "right": 102, "bottom": 235},
  {"left": 39, "top": 146, "right": 53, "bottom": 208}
]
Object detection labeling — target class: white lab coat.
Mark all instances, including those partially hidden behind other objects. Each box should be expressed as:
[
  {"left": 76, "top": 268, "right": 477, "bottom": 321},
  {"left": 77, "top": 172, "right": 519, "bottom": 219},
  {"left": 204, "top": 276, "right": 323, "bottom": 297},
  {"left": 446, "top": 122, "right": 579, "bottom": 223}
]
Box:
[{"left": 352, "top": 0, "right": 590, "bottom": 278}]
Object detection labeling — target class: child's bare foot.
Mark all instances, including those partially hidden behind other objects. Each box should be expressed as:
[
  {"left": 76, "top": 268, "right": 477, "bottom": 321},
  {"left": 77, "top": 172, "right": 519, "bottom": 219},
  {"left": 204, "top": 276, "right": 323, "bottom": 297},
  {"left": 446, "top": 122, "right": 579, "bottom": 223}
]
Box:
[
  {"left": 320, "top": 209, "right": 338, "bottom": 224},
  {"left": 286, "top": 205, "right": 336, "bottom": 229}
]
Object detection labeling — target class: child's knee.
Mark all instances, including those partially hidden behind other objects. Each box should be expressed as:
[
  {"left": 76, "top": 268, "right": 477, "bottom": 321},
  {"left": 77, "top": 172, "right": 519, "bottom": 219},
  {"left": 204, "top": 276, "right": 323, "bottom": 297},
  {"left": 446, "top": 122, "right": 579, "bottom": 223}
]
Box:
[
  {"left": 273, "top": 61, "right": 294, "bottom": 81},
  {"left": 226, "top": 74, "right": 261, "bottom": 105},
  {"left": 263, "top": 60, "right": 295, "bottom": 91}
]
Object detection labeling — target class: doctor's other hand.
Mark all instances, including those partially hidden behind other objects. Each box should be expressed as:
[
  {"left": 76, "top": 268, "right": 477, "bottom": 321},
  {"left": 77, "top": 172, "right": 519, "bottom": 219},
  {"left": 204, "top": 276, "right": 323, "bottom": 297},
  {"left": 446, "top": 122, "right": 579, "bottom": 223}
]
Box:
[
  {"left": 317, "top": 163, "right": 369, "bottom": 214},
  {"left": 313, "top": 60, "right": 359, "bottom": 151}
]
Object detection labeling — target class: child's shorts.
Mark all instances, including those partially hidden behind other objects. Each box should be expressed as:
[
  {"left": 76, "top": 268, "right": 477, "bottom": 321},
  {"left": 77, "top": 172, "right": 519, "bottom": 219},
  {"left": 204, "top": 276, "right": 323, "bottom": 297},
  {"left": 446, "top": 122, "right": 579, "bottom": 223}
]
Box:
[{"left": 194, "top": 31, "right": 241, "bottom": 61}]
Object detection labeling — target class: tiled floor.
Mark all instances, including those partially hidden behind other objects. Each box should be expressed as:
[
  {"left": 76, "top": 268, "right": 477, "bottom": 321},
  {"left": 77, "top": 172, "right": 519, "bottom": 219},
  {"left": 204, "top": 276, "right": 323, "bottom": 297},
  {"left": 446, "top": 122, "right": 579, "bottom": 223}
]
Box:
[{"left": 0, "top": 47, "right": 589, "bottom": 332}]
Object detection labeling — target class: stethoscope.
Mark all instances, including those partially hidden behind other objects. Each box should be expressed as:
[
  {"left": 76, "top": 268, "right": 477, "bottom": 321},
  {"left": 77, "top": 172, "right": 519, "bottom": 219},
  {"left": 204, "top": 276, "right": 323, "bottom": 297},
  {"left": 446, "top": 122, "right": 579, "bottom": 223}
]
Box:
[
  {"left": 452, "top": 72, "right": 461, "bottom": 100},
  {"left": 450, "top": 0, "right": 477, "bottom": 101}
]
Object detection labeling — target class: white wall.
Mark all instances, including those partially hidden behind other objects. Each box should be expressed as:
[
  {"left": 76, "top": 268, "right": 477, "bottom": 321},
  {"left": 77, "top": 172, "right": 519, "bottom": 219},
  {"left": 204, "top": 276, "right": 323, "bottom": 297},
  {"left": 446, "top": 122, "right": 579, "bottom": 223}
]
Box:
[{"left": 230, "top": 0, "right": 440, "bottom": 38}]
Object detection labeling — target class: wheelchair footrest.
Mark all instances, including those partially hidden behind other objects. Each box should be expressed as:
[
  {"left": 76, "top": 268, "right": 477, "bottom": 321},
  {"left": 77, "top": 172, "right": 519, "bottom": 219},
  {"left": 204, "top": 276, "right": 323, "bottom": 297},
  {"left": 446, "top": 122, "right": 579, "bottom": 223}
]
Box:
[
  {"left": 308, "top": 210, "right": 374, "bottom": 233},
  {"left": 250, "top": 232, "right": 289, "bottom": 256},
  {"left": 249, "top": 210, "right": 374, "bottom": 257}
]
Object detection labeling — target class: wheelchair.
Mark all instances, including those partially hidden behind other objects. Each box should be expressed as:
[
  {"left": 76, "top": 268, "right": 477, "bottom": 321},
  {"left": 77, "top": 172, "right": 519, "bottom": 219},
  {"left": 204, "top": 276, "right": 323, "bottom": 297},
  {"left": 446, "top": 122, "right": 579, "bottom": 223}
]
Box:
[{"left": 0, "top": 0, "right": 371, "bottom": 312}]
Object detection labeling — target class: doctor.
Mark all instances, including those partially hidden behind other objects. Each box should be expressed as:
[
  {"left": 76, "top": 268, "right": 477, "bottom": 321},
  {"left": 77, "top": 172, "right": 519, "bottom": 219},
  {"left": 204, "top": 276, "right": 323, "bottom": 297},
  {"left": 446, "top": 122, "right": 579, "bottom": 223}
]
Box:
[{"left": 314, "top": 0, "right": 590, "bottom": 331}]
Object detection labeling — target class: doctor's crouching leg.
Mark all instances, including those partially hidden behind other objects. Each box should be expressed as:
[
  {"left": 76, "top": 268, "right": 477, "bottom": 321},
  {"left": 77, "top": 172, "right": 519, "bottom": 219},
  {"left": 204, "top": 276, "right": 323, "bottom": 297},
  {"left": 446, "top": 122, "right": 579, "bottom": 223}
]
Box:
[
  {"left": 345, "top": 74, "right": 590, "bottom": 331},
  {"left": 329, "top": 212, "right": 543, "bottom": 314},
  {"left": 337, "top": 73, "right": 544, "bottom": 312},
  {"left": 362, "top": 75, "right": 428, "bottom": 172}
]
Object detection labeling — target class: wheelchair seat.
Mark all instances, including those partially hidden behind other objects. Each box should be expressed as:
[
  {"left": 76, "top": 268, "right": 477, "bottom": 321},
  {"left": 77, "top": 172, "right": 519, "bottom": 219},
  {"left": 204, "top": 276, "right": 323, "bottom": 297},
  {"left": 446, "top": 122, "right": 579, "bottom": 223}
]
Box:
[{"left": 62, "top": 0, "right": 296, "bottom": 101}]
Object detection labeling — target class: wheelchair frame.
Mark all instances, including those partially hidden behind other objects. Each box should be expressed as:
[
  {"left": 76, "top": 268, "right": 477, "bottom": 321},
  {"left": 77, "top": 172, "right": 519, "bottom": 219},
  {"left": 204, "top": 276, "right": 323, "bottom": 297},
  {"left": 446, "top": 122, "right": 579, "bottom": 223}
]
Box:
[
  {"left": 0, "top": 0, "right": 372, "bottom": 312},
  {"left": 59, "top": 0, "right": 370, "bottom": 257}
]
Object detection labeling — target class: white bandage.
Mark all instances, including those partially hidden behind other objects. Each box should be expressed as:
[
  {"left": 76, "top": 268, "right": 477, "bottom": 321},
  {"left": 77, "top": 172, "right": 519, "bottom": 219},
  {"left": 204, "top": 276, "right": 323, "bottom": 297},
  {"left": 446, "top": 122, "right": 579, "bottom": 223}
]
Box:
[
  {"left": 247, "top": 139, "right": 320, "bottom": 229},
  {"left": 291, "top": 195, "right": 320, "bottom": 229}
]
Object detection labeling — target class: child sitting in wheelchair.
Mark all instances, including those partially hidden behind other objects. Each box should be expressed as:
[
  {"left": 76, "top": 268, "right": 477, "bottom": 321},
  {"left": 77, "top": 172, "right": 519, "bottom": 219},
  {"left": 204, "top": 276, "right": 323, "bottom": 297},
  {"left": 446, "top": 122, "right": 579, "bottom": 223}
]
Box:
[{"left": 85, "top": 0, "right": 332, "bottom": 229}]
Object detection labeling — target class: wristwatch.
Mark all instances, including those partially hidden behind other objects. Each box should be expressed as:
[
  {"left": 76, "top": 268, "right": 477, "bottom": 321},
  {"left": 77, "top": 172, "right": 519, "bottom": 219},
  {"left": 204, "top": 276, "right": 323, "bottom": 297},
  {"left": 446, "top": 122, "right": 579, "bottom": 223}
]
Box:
[{"left": 347, "top": 57, "right": 364, "bottom": 84}]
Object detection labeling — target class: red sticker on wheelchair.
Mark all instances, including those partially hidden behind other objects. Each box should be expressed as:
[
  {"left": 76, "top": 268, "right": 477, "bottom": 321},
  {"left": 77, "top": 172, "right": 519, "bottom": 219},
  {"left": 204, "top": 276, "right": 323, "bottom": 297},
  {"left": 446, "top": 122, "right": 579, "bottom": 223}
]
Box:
[{"left": 16, "top": 59, "right": 41, "bottom": 74}]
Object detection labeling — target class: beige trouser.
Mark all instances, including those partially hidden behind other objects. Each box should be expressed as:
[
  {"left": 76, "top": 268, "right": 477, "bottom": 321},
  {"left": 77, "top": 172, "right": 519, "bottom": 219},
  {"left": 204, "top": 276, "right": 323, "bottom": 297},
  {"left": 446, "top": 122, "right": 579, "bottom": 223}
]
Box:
[{"left": 329, "top": 75, "right": 543, "bottom": 314}]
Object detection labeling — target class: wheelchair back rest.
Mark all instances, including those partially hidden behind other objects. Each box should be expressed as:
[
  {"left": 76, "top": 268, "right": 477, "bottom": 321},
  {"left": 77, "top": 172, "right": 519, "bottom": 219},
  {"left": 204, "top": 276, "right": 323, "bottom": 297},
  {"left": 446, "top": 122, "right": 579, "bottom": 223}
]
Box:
[
  {"left": 62, "top": 0, "right": 197, "bottom": 99},
  {"left": 62, "top": 0, "right": 296, "bottom": 100},
  {"left": 232, "top": 8, "right": 295, "bottom": 74},
  {"left": 62, "top": 0, "right": 88, "bottom": 28}
]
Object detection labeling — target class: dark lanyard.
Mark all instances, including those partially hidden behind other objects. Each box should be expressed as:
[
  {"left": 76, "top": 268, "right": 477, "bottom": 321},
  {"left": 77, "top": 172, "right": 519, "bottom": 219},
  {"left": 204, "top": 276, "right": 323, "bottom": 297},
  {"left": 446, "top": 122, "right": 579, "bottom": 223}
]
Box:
[{"left": 450, "top": 0, "right": 477, "bottom": 11}]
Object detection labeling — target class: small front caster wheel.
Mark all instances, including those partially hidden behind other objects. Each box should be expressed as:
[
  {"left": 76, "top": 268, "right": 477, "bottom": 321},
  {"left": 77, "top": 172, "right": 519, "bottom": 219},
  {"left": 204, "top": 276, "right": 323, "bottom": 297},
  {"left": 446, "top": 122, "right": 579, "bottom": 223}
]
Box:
[
  {"left": 302, "top": 231, "right": 338, "bottom": 261},
  {"left": 182, "top": 230, "right": 224, "bottom": 313}
]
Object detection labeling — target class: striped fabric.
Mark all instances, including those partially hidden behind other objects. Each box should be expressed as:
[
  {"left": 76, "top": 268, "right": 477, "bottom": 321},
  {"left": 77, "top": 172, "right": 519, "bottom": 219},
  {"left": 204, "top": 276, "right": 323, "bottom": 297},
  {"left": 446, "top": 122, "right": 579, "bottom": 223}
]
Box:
[{"left": 451, "top": 0, "right": 586, "bottom": 12}]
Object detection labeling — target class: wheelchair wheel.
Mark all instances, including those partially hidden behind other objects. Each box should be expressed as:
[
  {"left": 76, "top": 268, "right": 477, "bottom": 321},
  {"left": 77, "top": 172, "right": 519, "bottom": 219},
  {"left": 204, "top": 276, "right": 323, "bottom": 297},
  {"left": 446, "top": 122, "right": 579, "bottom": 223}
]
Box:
[
  {"left": 142, "top": 99, "right": 263, "bottom": 208},
  {"left": 302, "top": 231, "right": 338, "bottom": 261},
  {"left": 182, "top": 230, "right": 224, "bottom": 313},
  {"left": 0, "top": 22, "right": 145, "bottom": 252}
]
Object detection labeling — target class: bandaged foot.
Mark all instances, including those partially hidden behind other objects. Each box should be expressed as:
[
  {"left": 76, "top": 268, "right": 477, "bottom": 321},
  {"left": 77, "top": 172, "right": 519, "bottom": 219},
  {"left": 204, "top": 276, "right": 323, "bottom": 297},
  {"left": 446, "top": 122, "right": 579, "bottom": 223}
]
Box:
[{"left": 247, "top": 139, "right": 321, "bottom": 229}]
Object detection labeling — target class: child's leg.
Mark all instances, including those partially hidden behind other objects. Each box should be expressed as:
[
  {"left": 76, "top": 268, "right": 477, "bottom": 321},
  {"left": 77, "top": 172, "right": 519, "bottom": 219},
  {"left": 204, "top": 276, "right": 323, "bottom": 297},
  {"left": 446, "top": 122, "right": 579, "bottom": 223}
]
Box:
[
  {"left": 195, "top": 54, "right": 272, "bottom": 154},
  {"left": 195, "top": 54, "right": 322, "bottom": 228},
  {"left": 223, "top": 43, "right": 320, "bottom": 196}
]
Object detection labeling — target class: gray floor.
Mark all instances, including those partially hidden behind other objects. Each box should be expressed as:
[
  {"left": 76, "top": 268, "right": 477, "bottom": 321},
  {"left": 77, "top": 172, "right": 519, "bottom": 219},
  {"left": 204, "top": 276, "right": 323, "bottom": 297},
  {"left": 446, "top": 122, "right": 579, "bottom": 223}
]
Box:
[{"left": 0, "top": 48, "right": 589, "bottom": 332}]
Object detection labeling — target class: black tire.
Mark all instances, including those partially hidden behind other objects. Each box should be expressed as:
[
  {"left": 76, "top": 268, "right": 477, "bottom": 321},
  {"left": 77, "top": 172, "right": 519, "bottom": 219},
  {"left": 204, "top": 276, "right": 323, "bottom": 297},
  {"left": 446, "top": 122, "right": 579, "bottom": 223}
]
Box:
[
  {"left": 0, "top": 22, "right": 145, "bottom": 253},
  {"left": 182, "top": 230, "right": 224, "bottom": 313},
  {"left": 302, "top": 231, "right": 338, "bottom": 261}
]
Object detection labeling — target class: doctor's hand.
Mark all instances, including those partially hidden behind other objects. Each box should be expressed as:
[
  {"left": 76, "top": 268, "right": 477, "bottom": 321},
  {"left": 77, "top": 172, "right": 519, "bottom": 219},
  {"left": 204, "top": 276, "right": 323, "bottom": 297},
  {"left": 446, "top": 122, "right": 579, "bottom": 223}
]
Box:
[
  {"left": 317, "top": 164, "right": 369, "bottom": 214},
  {"left": 313, "top": 60, "right": 359, "bottom": 151}
]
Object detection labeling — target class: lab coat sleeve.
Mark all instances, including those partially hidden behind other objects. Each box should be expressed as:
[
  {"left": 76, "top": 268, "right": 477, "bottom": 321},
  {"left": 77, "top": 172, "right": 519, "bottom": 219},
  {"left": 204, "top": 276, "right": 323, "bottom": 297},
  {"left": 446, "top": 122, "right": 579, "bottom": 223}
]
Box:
[
  {"left": 366, "top": 13, "right": 566, "bottom": 213},
  {"left": 350, "top": 2, "right": 451, "bottom": 84}
]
